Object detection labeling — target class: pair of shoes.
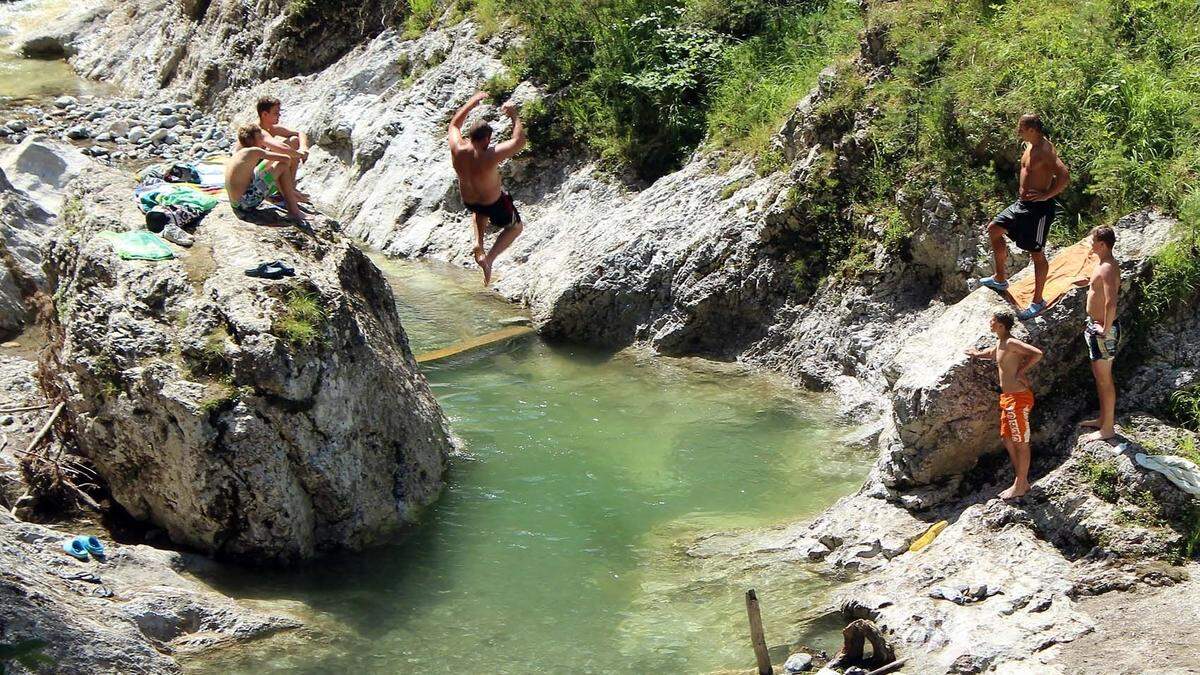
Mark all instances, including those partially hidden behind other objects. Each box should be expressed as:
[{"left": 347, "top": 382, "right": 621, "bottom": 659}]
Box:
[
  {"left": 161, "top": 223, "right": 195, "bottom": 247},
  {"left": 62, "top": 535, "right": 106, "bottom": 561},
  {"left": 1017, "top": 300, "right": 1047, "bottom": 320},
  {"left": 244, "top": 260, "right": 296, "bottom": 280}
]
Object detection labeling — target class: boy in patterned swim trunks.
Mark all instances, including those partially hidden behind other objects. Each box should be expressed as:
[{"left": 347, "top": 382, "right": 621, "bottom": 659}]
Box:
[
  {"left": 225, "top": 124, "right": 309, "bottom": 223},
  {"left": 966, "top": 310, "right": 1045, "bottom": 500},
  {"left": 1080, "top": 226, "right": 1121, "bottom": 441}
]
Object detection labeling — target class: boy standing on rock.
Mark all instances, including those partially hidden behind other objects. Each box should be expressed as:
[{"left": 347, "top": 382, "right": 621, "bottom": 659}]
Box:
[
  {"left": 226, "top": 124, "right": 309, "bottom": 223},
  {"left": 966, "top": 310, "right": 1045, "bottom": 499},
  {"left": 1080, "top": 226, "right": 1121, "bottom": 441},
  {"left": 255, "top": 96, "right": 310, "bottom": 202},
  {"left": 977, "top": 114, "right": 1071, "bottom": 320},
  {"left": 448, "top": 91, "right": 527, "bottom": 286}
]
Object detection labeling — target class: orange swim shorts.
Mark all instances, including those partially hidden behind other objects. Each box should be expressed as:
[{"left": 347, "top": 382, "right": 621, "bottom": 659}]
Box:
[{"left": 999, "top": 390, "right": 1034, "bottom": 443}]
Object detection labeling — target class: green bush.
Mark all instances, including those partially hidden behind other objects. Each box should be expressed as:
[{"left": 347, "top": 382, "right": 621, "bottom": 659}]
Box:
[{"left": 276, "top": 290, "right": 327, "bottom": 347}]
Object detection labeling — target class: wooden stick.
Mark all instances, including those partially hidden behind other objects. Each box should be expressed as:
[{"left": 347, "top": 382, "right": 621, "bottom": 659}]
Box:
[
  {"left": 23, "top": 402, "right": 64, "bottom": 458},
  {"left": 0, "top": 404, "right": 51, "bottom": 414},
  {"left": 745, "top": 589, "right": 773, "bottom": 675},
  {"left": 867, "top": 657, "right": 908, "bottom": 675}
]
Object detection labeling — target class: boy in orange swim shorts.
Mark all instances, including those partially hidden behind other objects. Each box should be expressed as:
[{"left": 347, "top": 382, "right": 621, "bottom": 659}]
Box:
[{"left": 966, "top": 311, "right": 1044, "bottom": 500}]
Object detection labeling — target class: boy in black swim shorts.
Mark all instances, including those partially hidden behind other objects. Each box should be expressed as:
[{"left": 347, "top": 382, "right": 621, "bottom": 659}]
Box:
[{"left": 976, "top": 114, "right": 1071, "bottom": 320}]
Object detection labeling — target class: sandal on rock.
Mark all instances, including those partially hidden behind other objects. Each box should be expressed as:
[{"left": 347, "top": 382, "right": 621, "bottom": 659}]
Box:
[
  {"left": 1017, "top": 300, "right": 1047, "bottom": 320},
  {"left": 62, "top": 538, "right": 89, "bottom": 561},
  {"left": 978, "top": 276, "right": 1009, "bottom": 292}
]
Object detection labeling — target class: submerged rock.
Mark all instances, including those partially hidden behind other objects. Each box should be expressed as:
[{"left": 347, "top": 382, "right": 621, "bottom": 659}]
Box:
[{"left": 42, "top": 164, "right": 455, "bottom": 564}]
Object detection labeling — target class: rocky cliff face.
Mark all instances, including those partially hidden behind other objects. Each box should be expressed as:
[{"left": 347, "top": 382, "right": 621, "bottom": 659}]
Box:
[
  {"left": 0, "top": 137, "right": 89, "bottom": 337},
  {"left": 40, "top": 162, "right": 454, "bottom": 564},
  {"left": 70, "top": 0, "right": 405, "bottom": 104}
]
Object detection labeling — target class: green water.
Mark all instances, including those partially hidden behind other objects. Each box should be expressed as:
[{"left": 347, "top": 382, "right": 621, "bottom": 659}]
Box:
[
  {"left": 0, "top": 1, "right": 112, "bottom": 103},
  {"left": 190, "top": 258, "right": 871, "bottom": 673}
]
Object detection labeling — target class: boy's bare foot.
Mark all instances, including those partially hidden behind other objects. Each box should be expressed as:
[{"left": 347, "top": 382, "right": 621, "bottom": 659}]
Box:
[
  {"left": 1083, "top": 430, "right": 1116, "bottom": 442},
  {"left": 999, "top": 481, "right": 1029, "bottom": 500},
  {"left": 480, "top": 257, "right": 493, "bottom": 286},
  {"left": 1078, "top": 418, "right": 1101, "bottom": 429}
]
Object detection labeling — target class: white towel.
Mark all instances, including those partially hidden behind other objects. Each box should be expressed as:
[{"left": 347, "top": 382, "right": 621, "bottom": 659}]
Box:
[{"left": 1134, "top": 452, "right": 1200, "bottom": 495}]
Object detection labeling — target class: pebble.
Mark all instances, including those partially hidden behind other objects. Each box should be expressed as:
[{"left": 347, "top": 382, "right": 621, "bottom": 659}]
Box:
[
  {"left": 148, "top": 128, "right": 169, "bottom": 144},
  {"left": 54, "top": 95, "right": 77, "bottom": 109},
  {"left": 159, "top": 115, "right": 179, "bottom": 128},
  {"left": 0, "top": 415, "right": 13, "bottom": 427},
  {"left": 94, "top": 132, "right": 114, "bottom": 142},
  {"left": 155, "top": 103, "right": 175, "bottom": 115},
  {"left": 127, "top": 126, "right": 147, "bottom": 143},
  {"left": 5, "top": 120, "right": 26, "bottom": 132},
  {"left": 65, "top": 125, "right": 91, "bottom": 140}
]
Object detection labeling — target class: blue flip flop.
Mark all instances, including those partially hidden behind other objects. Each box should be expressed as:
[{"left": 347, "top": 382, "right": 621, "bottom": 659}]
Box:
[
  {"left": 1017, "top": 300, "right": 1047, "bottom": 320},
  {"left": 979, "top": 276, "right": 1009, "bottom": 292},
  {"left": 63, "top": 537, "right": 89, "bottom": 561},
  {"left": 82, "top": 535, "right": 106, "bottom": 560}
]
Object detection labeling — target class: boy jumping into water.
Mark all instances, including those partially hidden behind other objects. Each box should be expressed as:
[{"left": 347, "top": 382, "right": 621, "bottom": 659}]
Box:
[
  {"left": 256, "top": 96, "right": 310, "bottom": 201},
  {"left": 966, "top": 310, "right": 1044, "bottom": 500},
  {"left": 448, "top": 91, "right": 527, "bottom": 285},
  {"left": 1080, "top": 226, "right": 1121, "bottom": 441},
  {"left": 225, "top": 124, "right": 309, "bottom": 223},
  {"left": 978, "top": 114, "right": 1071, "bottom": 320}
]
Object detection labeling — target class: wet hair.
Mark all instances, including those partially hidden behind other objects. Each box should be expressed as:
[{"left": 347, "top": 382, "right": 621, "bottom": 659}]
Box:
[
  {"left": 256, "top": 96, "right": 281, "bottom": 116},
  {"left": 993, "top": 310, "right": 1016, "bottom": 332},
  {"left": 237, "top": 124, "right": 262, "bottom": 147},
  {"left": 1092, "top": 226, "right": 1116, "bottom": 249},
  {"left": 467, "top": 120, "right": 492, "bottom": 143},
  {"left": 1019, "top": 113, "right": 1044, "bottom": 135}
]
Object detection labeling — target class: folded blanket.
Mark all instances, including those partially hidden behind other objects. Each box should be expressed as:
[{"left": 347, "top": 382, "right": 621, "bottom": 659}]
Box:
[{"left": 136, "top": 184, "right": 220, "bottom": 213}]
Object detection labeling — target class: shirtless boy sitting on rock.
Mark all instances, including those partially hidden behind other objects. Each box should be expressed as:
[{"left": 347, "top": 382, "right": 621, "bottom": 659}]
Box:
[
  {"left": 255, "top": 96, "right": 310, "bottom": 202},
  {"left": 225, "top": 124, "right": 309, "bottom": 223},
  {"left": 966, "top": 311, "right": 1045, "bottom": 499},
  {"left": 448, "top": 91, "right": 527, "bottom": 285}
]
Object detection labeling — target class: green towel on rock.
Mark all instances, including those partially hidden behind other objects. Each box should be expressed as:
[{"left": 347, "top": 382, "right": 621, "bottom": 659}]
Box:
[{"left": 96, "top": 231, "right": 176, "bottom": 261}]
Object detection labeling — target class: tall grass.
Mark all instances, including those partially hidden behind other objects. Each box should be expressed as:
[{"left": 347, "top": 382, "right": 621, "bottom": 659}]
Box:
[{"left": 706, "top": 3, "right": 862, "bottom": 154}]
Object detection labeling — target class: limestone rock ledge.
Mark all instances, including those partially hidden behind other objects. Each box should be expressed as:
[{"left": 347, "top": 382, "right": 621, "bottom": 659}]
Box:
[
  {"left": 0, "top": 509, "right": 301, "bottom": 674},
  {"left": 40, "top": 164, "right": 455, "bottom": 565}
]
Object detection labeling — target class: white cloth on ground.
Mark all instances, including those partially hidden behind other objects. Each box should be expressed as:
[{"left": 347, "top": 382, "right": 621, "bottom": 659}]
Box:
[{"left": 1133, "top": 452, "right": 1200, "bottom": 495}]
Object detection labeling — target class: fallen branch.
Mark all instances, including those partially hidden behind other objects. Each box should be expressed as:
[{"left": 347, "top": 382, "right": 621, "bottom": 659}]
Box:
[
  {"left": 23, "top": 402, "right": 65, "bottom": 457},
  {"left": 63, "top": 479, "right": 102, "bottom": 512},
  {"left": 0, "top": 403, "right": 51, "bottom": 414},
  {"left": 867, "top": 658, "right": 908, "bottom": 675}
]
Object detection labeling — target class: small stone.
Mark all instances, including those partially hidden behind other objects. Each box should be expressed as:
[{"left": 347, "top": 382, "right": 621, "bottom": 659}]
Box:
[
  {"left": 1027, "top": 593, "right": 1052, "bottom": 613},
  {"left": 87, "top": 110, "right": 104, "bottom": 121},
  {"left": 159, "top": 115, "right": 179, "bottom": 128},
  {"left": 148, "top": 128, "right": 169, "bottom": 144},
  {"left": 54, "top": 95, "right": 78, "bottom": 109},
  {"left": 106, "top": 118, "right": 130, "bottom": 136},
  {"left": 162, "top": 132, "right": 179, "bottom": 145},
  {"left": 156, "top": 104, "right": 175, "bottom": 115},
  {"left": 5, "top": 120, "right": 26, "bottom": 132},
  {"left": 784, "top": 652, "right": 813, "bottom": 673},
  {"left": 0, "top": 415, "right": 14, "bottom": 427},
  {"left": 127, "top": 126, "right": 147, "bottom": 143},
  {"left": 65, "top": 125, "right": 91, "bottom": 140},
  {"left": 95, "top": 132, "right": 114, "bottom": 142}
]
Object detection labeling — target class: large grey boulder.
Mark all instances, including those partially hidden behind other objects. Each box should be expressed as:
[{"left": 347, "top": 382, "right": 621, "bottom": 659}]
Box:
[
  {"left": 41, "top": 166, "right": 455, "bottom": 564},
  {"left": 876, "top": 209, "right": 1178, "bottom": 490},
  {"left": 0, "top": 509, "right": 300, "bottom": 674}
]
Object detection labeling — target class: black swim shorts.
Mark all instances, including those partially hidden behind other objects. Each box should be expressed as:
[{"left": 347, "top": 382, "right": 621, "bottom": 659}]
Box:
[
  {"left": 993, "top": 199, "right": 1056, "bottom": 252},
  {"left": 1084, "top": 319, "right": 1121, "bottom": 362},
  {"left": 465, "top": 191, "right": 521, "bottom": 229}
]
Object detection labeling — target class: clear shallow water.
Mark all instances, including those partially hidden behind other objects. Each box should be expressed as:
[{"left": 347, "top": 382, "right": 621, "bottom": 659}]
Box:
[
  {"left": 0, "top": 0, "right": 113, "bottom": 103},
  {"left": 189, "top": 258, "right": 871, "bottom": 673}
]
